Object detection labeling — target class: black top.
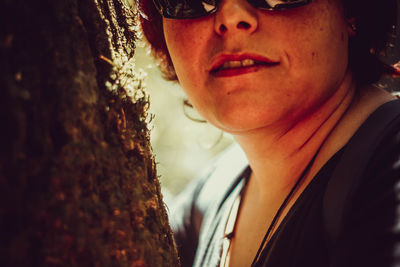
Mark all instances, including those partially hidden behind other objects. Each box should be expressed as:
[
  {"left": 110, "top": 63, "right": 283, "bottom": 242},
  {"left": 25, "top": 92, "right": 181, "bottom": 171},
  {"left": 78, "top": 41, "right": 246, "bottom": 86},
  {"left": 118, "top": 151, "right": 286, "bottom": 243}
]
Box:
[{"left": 170, "top": 101, "right": 400, "bottom": 267}]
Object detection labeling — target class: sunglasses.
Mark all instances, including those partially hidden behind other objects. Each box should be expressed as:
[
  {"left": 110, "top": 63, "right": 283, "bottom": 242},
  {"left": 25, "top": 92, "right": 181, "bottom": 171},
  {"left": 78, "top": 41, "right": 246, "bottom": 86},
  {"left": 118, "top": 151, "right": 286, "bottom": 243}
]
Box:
[{"left": 153, "top": 0, "right": 312, "bottom": 19}]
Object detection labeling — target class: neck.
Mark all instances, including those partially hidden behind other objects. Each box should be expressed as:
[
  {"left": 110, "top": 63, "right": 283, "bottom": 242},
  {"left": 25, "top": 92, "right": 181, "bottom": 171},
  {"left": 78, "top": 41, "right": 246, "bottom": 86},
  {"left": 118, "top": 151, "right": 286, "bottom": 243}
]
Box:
[{"left": 233, "top": 72, "right": 356, "bottom": 196}]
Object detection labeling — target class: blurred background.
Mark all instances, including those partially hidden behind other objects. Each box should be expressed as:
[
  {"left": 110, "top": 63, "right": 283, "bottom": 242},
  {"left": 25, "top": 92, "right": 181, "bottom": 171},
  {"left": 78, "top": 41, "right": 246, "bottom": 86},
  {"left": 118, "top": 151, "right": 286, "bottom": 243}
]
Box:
[{"left": 134, "top": 40, "right": 234, "bottom": 204}]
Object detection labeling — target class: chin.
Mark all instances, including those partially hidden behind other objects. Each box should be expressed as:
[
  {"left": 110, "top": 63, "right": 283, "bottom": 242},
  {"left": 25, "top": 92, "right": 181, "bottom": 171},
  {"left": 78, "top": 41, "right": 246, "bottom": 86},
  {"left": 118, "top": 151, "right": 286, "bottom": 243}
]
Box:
[{"left": 210, "top": 107, "right": 281, "bottom": 134}]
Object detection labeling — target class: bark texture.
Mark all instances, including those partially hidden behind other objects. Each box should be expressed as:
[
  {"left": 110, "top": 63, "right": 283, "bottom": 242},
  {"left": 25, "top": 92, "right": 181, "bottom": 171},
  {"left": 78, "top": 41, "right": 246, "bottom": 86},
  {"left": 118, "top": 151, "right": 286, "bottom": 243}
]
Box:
[{"left": 0, "top": 0, "right": 179, "bottom": 266}]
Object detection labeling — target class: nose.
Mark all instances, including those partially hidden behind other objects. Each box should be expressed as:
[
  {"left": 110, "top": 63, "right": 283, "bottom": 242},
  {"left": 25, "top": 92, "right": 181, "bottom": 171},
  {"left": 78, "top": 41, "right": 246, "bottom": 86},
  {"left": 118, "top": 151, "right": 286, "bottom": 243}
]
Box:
[{"left": 214, "top": 0, "right": 258, "bottom": 36}]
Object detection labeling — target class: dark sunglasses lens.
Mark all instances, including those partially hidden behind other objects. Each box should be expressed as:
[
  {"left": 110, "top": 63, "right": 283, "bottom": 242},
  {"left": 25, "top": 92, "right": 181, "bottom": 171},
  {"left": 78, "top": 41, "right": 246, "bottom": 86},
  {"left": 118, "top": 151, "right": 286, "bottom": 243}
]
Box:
[
  {"left": 155, "top": 0, "right": 218, "bottom": 19},
  {"left": 250, "top": 0, "right": 311, "bottom": 10}
]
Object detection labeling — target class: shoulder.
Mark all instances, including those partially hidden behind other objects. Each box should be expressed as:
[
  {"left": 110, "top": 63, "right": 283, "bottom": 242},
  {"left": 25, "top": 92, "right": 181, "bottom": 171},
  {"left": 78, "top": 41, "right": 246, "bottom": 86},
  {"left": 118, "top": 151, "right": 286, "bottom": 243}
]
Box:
[
  {"left": 194, "top": 143, "right": 249, "bottom": 216},
  {"left": 328, "top": 99, "right": 400, "bottom": 267},
  {"left": 358, "top": 99, "right": 400, "bottom": 184},
  {"left": 169, "top": 143, "right": 249, "bottom": 267},
  {"left": 171, "top": 142, "right": 249, "bottom": 225}
]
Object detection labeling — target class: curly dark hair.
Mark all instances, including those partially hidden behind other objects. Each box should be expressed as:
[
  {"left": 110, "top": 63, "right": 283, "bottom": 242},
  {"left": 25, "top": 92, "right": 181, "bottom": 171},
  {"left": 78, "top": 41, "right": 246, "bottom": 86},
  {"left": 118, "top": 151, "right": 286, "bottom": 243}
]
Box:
[{"left": 138, "top": 0, "right": 397, "bottom": 85}]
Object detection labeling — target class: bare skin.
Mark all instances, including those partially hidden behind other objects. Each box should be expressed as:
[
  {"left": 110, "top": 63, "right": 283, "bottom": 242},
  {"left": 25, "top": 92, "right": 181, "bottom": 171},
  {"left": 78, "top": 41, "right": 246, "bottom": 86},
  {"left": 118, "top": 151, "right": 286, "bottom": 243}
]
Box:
[
  {"left": 161, "top": 0, "right": 396, "bottom": 266},
  {"left": 229, "top": 84, "right": 395, "bottom": 267}
]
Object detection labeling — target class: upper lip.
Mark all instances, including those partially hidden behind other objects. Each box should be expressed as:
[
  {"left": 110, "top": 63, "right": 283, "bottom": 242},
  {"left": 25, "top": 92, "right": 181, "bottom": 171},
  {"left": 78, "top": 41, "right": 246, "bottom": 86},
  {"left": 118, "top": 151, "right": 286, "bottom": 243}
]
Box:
[{"left": 209, "top": 53, "right": 279, "bottom": 73}]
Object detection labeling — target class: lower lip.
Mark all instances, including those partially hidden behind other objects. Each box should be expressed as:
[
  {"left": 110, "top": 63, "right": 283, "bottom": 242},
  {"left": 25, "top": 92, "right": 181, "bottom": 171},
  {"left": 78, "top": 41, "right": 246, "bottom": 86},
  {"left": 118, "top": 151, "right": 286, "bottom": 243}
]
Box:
[{"left": 211, "top": 64, "right": 279, "bottom": 78}]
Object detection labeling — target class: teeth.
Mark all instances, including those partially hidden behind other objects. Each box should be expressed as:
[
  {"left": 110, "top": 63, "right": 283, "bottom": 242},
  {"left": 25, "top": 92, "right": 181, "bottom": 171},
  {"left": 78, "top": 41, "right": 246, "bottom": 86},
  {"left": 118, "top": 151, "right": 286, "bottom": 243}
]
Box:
[
  {"left": 222, "top": 60, "right": 242, "bottom": 69},
  {"left": 241, "top": 59, "right": 255, "bottom": 67},
  {"left": 221, "top": 59, "right": 256, "bottom": 69}
]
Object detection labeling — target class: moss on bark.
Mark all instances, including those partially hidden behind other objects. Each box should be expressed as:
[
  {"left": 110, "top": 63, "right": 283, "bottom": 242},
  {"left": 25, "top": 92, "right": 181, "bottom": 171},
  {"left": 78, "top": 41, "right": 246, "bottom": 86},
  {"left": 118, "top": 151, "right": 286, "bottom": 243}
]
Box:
[{"left": 0, "top": 0, "right": 179, "bottom": 266}]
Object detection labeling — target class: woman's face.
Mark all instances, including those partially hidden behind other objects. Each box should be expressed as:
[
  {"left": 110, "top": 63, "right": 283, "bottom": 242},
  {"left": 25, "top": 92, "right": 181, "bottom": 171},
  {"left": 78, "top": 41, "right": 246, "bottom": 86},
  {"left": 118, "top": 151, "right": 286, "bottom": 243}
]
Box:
[{"left": 162, "top": 0, "right": 351, "bottom": 134}]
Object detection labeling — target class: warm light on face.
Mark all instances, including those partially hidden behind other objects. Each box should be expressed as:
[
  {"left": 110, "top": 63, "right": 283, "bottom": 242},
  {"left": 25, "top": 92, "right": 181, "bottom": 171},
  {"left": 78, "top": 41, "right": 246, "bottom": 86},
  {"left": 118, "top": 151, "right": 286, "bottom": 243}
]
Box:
[{"left": 163, "top": 0, "right": 350, "bottom": 134}]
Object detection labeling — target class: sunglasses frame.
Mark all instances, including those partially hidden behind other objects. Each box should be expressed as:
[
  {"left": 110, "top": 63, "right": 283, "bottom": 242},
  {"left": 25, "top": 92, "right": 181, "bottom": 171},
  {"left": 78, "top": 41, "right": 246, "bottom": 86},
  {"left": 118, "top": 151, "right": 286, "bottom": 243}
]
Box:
[{"left": 153, "top": 0, "right": 312, "bottom": 19}]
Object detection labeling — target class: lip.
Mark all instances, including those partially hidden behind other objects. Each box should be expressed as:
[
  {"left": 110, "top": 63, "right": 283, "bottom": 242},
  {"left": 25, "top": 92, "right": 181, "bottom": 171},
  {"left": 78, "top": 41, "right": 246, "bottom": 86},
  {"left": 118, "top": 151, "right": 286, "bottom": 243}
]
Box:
[{"left": 209, "top": 53, "right": 280, "bottom": 76}]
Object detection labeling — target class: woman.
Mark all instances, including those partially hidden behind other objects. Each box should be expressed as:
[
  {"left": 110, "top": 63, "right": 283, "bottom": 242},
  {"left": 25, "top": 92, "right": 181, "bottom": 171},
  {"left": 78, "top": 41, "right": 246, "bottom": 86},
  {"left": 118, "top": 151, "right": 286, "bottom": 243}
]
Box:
[{"left": 139, "top": 0, "right": 400, "bottom": 266}]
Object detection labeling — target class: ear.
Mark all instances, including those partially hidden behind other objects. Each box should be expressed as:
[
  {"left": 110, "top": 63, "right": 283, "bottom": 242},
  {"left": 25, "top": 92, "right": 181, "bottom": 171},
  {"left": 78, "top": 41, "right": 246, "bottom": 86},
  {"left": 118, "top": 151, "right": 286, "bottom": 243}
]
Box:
[{"left": 347, "top": 17, "right": 357, "bottom": 37}]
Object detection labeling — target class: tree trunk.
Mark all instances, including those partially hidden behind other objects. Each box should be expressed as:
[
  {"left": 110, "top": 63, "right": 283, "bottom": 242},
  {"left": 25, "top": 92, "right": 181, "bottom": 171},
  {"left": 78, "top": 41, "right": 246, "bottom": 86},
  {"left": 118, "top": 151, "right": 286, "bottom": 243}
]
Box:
[{"left": 0, "top": 0, "right": 179, "bottom": 266}]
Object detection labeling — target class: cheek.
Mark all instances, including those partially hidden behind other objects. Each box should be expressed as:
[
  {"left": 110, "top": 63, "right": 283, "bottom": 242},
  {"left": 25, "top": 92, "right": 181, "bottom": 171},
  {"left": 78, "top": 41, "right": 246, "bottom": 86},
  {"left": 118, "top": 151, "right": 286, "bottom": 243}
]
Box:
[
  {"left": 163, "top": 20, "right": 215, "bottom": 111},
  {"left": 286, "top": 8, "right": 349, "bottom": 81},
  {"left": 163, "top": 20, "right": 208, "bottom": 75},
  {"left": 163, "top": 24, "right": 188, "bottom": 71}
]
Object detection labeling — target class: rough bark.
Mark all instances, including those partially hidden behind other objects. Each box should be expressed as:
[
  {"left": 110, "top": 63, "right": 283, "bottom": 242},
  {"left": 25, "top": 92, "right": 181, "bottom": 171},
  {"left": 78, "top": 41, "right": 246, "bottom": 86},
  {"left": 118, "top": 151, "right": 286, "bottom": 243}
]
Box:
[{"left": 0, "top": 0, "right": 179, "bottom": 266}]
